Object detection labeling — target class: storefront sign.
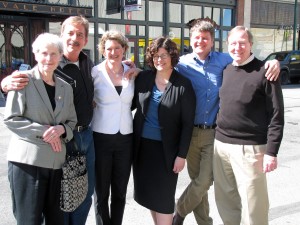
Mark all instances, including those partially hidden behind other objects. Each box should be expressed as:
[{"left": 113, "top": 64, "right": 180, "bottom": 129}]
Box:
[
  {"left": 124, "top": 0, "right": 142, "bottom": 12},
  {"left": 0, "top": 1, "right": 92, "bottom": 17}
]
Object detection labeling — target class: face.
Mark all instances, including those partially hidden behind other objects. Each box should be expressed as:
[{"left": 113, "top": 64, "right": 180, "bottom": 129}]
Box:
[
  {"left": 61, "top": 23, "right": 88, "bottom": 57},
  {"left": 34, "top": 44, "right": 62, "bottom": 74},
  {"left": 104, "top": 39, "right": 125, "bottom": 64},
  {"left": 190, "top": 31, "right": 214, "bottom": 60},
  {"left": 153, "top": 48, "right": 172, "bottom": 72},
  {"left": 228, "top": 30, "right": 252, "bottom": 64}
]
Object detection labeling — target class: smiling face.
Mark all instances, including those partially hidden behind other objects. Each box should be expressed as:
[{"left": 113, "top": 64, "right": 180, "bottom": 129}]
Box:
[
  {"left": 61, "top": 23, "right": 88, "bottom": 61},
  {"left": 153, "top": 47, "right": 172, "bottom": 72},
  {"left": 34, "top": 44, "right": 62, "bottom": 75},
  {"left": 104, "top": 39, "right": 125, "bottom": 65},
  {"left": 190, "top": 31, "right": 214, "bottom": 60},
  {"left": 228, "top": 29, "right": 253, "bottom": 65}
]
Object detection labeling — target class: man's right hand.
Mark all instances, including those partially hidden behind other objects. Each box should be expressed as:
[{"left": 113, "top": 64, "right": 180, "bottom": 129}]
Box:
[{"left": 1, "top": 71, "right": 29, "bottom": 92}]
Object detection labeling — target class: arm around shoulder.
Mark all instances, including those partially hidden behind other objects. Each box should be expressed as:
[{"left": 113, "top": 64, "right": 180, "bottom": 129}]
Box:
[{"left": 60, "top": 85, "right": 77, "bottom": 143}]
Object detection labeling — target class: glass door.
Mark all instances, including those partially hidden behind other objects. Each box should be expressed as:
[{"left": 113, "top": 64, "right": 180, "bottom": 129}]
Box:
[{"left": 0, "top": 21, "right": 28, "bottom": 84}]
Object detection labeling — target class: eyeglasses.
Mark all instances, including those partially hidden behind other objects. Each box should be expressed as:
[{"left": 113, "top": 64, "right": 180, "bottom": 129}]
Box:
[{"left": 153, "top": 53, "right": 170, "bottom": 60}]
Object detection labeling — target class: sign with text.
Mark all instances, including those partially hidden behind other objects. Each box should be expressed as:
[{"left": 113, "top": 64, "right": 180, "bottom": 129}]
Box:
[
  {"left": 124, "top": 0, "right": 142, "bottom": 12},
  {"left": 0, "top": 1, "right": 92, "bottom": 17}
]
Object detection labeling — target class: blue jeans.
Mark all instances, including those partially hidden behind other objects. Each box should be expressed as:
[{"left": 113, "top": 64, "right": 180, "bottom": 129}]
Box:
[{"left": 64, "top": 127, "right": 96, "bottom": 225}]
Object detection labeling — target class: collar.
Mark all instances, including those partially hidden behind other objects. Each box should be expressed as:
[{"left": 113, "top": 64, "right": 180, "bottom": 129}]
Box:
[
  {"left": 232, "top": 53, "right": 254, "bottom": 66},
  {"left": 192, "top": 51, "right": 212, "bottom": 63},
  {"left": 59, "top": 55, "right": 80, "bottom": 69}
]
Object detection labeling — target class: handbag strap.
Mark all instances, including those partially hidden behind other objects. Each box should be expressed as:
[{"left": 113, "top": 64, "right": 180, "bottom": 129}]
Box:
[{"left": 67, "top": 138, "right": 82, "bottom": 157}]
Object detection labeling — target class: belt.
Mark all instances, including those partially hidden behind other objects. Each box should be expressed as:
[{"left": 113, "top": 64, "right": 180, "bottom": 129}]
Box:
[
  {"left": 74, "top": 125, "right": 89, "bottom": 132},
  {"left": 194, "top": 124, "right": 216, "bottom": 129}
]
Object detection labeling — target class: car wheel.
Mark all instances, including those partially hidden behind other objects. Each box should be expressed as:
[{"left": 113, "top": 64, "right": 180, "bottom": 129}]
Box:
[{"left": 280, "top": 71, "right": 290, "bottom": 85}]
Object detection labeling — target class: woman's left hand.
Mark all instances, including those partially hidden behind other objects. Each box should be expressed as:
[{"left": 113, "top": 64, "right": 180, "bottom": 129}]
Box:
[
  {"left": 43, "top": 125, "right": 65, "bottom": 152},
  {"left": 173, "top": 156, "right": 185, "bottom": 174}
]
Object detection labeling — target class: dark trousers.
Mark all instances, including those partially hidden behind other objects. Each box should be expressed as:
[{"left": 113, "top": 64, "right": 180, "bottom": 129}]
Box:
[
  {"left": 93, "top": 132, "right": 133, "bottom": 225},
  {"left": 8, "top": 161, "right": 64, "bottom": 225}
]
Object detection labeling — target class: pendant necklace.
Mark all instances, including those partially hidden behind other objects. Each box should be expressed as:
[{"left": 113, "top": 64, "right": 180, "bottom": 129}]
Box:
[{"left": 106, "top": 63, "right": 124, "bottom": 78}]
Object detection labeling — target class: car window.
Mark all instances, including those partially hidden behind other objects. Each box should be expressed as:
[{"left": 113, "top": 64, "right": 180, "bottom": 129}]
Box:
[
  {"left": 290, "top": 53, "right": 300, "bottom": 61},
  {"left": 266, "top": 54, "right": 277, "bottom": 61},
  {"left": 276, "top": 54, "right": 286, "bottom": 61}
]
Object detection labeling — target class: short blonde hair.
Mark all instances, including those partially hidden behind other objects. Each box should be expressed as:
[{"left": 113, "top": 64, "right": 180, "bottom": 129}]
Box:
[
  {"left": 98, "top": 30, "right": 129, "bottom": 56},
  {"left": 228, "top": 26, "right": 253, "bottom": 44},
  {"left": 32, "top": 33, "right": 63, "bottom": 54}
]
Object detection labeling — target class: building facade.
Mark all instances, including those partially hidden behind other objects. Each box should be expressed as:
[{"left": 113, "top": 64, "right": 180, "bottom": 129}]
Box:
[
  {"left": 1, "top": 0, "right": 299, "bottom": 83},
  {"left": 0, "top": 0, "right": 237, "bottom": 83},
  {"left": 249, "top": 0, "right": 300, "bottom": 59}
]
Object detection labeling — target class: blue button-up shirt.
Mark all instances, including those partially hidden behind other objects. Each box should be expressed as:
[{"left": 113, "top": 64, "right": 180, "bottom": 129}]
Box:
[{"left": 176, "top": 51, "right": 232, "bottom": 125}]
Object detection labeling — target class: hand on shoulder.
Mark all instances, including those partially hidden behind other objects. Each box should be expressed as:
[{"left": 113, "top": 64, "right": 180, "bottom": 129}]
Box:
[{"left": 1, "top": 70, "right": 29, "bottom": 92}]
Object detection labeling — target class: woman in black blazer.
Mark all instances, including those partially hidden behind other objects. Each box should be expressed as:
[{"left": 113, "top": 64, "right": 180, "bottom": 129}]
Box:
[{"left": 132, "top": 37, "right": 196, "bottom": 225}]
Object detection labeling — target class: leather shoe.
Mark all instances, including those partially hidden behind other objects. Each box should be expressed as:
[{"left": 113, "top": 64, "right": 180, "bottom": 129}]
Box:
[{"left": 172, "top": 212, "right": 185, "bottom": 225}]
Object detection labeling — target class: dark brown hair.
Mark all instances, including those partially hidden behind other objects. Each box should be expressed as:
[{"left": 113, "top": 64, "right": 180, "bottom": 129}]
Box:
[{"left": 145, "top": 36, "right": 179, "bottom": 69}]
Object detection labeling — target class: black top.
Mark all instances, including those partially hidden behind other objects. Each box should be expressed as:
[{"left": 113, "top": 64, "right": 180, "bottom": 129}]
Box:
[
  {"left": 43, "top": 81, "right": 56, "bottom": 110},
  {"left": 57, "top": 52, "right": 94, "bottom": 127},
  {"left": 132, "top": 69, "right": 196, "bottom": 171},
  {"left": 215, "top": 57, "right": 284, "bottom": 156},
  {"left": 115, "top": 86, "right": 122, "bottom": 95}
]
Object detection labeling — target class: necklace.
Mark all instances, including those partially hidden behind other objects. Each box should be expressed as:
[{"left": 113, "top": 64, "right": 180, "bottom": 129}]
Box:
[{"left": 106, "top": 63, "right": 124, "bottom": 78}]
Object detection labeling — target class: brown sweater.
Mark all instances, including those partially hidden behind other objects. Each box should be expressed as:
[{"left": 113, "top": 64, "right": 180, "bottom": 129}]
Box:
[{"left": 215, "top": 57, "right": 284, "bottom": 156}]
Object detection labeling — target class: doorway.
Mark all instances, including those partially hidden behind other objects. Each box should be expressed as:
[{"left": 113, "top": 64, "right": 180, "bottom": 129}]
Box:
[{"left": 0, "top": 20, "right": 29, "bottom": 83}]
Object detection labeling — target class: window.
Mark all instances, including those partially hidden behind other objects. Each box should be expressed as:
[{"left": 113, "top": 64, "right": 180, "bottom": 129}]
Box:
[
  {"left": 106, "top": 0, "right": 121, "bottom": 15},
  {"left": 184, "top": 5, "right": 202, "bottom": 24},
  {"left": 170, "top": 3, "right": 181, "bottom": 23},
  {"left": 149, "top": 26, "right": 163, "bottom": 38},
  {"left": 149, "top": 1, "right": 163, "bottom": 22},
  {"left": 223, "top": 9, "right": 232, "bottom": 26}
]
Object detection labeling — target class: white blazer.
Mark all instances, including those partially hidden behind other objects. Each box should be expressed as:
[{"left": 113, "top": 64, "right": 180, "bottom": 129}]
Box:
[{"left": 91, "top": 60, "right": 134, "bottom": 135}]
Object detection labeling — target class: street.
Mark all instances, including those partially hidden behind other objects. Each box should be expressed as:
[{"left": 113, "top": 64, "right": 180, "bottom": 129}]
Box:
[{"left": 1, "top": 84, "right": 300, "bottom": 225}]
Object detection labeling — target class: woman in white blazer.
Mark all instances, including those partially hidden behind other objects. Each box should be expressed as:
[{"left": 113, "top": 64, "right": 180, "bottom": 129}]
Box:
[
  {"left": 91, "top": 30, "right": 134, "bottom": 225},
  {"left": 4, "top": 33, "right": 77, "bottom": 225}
]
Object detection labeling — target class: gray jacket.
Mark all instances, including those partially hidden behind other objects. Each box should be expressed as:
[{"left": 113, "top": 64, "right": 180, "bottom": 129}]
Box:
[{"left": 4, "top": 66, "right": 77, "bottom": 169}]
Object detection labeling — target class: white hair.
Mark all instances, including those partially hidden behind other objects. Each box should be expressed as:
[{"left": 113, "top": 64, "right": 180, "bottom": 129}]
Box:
[{"left": 32, "top": 33, "right": 63, "bottom": 54}]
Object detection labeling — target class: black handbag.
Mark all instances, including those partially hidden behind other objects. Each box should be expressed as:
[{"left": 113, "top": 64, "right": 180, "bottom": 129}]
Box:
[{"left": 60, "top": 139, "right": 88, "bottom": 212}]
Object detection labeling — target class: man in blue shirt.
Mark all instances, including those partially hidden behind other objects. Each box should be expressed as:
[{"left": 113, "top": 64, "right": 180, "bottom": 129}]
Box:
[{"left": 172, "top": 18, "right": 279, "bottom": 225}]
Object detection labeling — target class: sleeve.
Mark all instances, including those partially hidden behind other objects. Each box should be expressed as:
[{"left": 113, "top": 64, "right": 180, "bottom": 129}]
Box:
[
  {"left": 3, "top": 89, "right": 48, "bottom": 140},
  {"left": 177, "top": 78, "right": 196, "bottom": 158},
  {"left": 60, "top": 86, "right": 77, "bottom": 143},
  {"left": 265, "top": 79, "right": 285, "bottom": 156}
]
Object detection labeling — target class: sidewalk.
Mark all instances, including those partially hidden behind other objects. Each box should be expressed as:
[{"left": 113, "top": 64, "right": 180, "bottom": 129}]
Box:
[{"left": 1, "top": 84, "right": 300, "bottom": 225}]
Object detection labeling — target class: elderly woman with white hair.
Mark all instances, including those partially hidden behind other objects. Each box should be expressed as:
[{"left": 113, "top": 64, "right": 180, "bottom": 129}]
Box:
[{"left": 4, "top": 33, "right": 77, "bottom": 225}]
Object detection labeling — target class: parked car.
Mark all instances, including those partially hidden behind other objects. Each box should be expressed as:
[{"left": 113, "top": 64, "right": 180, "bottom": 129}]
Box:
[{"left": 264, "top": 50, "right": 300, "bottom": 84}]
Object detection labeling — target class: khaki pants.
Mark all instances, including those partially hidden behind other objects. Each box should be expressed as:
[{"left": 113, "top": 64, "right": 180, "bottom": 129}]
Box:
[
  {"left": 176, "top": 127, "right": 215, "bottom": 225},
  {"left": 213, "top": 139, "right": 269, "bottom": 225}
]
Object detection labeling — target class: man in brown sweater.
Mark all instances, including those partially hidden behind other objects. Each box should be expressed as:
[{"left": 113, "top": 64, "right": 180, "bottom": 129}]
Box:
[{"left": 213, "top": 26, "right": 284, "bottom": 225}]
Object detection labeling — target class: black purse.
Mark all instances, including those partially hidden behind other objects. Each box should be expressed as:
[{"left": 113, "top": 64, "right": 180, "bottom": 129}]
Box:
[{"left": 60, "top": 139, "right": 88, "bottom": 212}]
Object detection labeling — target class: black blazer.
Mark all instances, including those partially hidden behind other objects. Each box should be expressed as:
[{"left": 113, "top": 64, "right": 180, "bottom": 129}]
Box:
[{"left": 132, "top": 69, "right": 196, "bottom": 171}]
